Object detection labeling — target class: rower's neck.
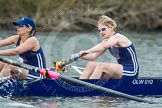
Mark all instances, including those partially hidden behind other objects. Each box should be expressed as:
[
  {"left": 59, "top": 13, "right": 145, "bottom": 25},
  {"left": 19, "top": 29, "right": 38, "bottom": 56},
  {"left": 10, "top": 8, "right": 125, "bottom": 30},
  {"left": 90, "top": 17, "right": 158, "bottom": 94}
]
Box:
[{"left": 20, "top": 34, "right": 30, "bottom": 43}]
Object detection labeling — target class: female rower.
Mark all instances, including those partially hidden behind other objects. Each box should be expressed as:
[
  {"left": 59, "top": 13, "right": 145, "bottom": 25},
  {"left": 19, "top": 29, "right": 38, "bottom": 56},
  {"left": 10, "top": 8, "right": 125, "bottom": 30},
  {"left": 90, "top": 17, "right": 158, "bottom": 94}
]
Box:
[
  {"left": 0, "top": 17, "right": 46, "bottom": 79},
  {"left": 71, "top": 15, "right": 139, "bottom": 79}
]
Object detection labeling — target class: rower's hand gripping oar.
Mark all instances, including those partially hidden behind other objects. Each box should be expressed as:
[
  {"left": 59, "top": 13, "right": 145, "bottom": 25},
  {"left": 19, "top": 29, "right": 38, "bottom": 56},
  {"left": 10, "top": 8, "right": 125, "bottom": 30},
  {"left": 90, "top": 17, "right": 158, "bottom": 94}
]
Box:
[
  {"left": 0, "top": 56, "right": 157, "bottom": 104},
  {"left": 53, "top": 53, "right": 87, "bottom": 71}
]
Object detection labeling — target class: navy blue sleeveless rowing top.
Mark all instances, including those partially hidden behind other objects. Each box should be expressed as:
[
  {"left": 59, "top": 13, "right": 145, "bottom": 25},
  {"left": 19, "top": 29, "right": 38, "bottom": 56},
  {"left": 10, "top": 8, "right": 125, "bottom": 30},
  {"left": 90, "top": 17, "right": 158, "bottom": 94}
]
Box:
[
  {"left": 109, "top": 44, "right": 139, "bottom": 78},
  {"left": 16, "top": 36, "right": 46, "bottom": 79}
]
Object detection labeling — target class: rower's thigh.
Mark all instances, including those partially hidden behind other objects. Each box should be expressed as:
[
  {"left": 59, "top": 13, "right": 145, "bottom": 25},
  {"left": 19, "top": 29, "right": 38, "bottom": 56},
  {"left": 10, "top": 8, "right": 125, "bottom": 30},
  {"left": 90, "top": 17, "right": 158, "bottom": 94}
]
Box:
[
  {"left": 80, "top": 61, "right": 97, "bottom": 79},
  {"left": 97, "top": 63, "right": 123, "bottom": 79}
]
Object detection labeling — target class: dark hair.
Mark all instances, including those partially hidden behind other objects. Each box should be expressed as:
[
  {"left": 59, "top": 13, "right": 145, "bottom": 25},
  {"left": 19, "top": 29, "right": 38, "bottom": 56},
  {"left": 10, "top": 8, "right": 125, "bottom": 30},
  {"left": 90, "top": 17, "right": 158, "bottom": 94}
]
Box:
[{"left": 30, "top": 28, "right": 37, "bottom": 36}]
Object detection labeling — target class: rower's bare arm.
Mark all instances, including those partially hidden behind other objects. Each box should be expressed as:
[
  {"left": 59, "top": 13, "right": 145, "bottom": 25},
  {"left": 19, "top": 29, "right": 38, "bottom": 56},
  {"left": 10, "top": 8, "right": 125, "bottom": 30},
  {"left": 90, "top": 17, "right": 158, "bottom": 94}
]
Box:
[
  {"left": 0, "top": 35, "right": 18, "bottom": 47},
  {"left": 102, "top": 35, "right": 118, "bottom": 49},
  {"left": 81, "top": 50, "right": 105, "bottom": 60},
  {"left": 0, "top": 37, "right": 36, "bottom": 56},
  {"left": 87, "top": 34, "right": 119, "bottom": 53},
  {"left": 87, "top": 43, "right": 106, "bottom": 53}
]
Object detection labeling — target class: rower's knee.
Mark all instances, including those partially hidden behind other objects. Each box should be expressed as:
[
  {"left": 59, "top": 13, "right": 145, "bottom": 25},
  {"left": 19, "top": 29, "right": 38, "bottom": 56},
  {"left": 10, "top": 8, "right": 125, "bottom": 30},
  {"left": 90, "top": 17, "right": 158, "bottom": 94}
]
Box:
[
  {"left": 0, "top": 64, "right": 12, "bottom": 77},
  {"left": 87, "top": 61, "right": 97, "bottom": 67},
  {"left": 95, "top": 63, "right": 109, "bottom": 70},
  {"left": 95, "top": 63, "right": 114, "bottom": 78}
]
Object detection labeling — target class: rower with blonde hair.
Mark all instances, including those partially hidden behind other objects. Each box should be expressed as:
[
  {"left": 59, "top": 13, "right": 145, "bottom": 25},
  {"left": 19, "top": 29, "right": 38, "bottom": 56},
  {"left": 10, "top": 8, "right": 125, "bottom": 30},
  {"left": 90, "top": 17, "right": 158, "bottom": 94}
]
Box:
[{"left": 71, "top": 15, "right": 139, "bottom": 79}]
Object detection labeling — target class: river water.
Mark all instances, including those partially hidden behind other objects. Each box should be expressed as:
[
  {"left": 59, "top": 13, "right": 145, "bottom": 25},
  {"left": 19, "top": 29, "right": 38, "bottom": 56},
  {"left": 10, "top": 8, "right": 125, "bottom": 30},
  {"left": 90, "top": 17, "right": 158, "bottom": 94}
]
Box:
[{"left": 0, "top": 30, "right": 162, "bottom": 108}]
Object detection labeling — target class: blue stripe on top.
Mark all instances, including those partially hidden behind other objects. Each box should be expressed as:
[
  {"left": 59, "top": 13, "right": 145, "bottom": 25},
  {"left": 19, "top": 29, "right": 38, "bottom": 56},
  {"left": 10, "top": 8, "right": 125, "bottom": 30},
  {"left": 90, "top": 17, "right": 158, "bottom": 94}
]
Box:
[
  {"left": 108, "top": 44, "right": 139, "bottom": 77},
  {"left": 16, "top": 36, "right": 46, "bottom": 79}
]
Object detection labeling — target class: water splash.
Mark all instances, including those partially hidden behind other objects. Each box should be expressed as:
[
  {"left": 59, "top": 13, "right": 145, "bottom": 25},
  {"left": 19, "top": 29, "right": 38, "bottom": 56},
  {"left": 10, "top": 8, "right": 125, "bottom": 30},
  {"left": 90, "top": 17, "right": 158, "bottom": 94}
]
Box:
[{"left": 0, "top": 77, "right": 17, "bottom": 98}]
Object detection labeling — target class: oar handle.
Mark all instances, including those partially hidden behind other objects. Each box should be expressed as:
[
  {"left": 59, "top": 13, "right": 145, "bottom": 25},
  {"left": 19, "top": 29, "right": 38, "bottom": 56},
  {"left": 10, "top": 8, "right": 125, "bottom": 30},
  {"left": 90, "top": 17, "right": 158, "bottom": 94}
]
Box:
[
  {"left": 59, "top": 53, "right": 87, "bottom": 68},
  {"left": 59, "top": 55, "right": 79, "bottom": 68}
]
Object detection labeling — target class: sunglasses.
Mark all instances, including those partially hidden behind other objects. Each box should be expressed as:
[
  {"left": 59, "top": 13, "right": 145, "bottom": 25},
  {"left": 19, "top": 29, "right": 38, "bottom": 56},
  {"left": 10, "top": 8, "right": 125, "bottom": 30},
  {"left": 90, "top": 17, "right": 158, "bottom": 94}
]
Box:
[
  {"left": 18, "top": 24, "right": 31, "bottom": 28},
  {"left": 98, "top": 27, "right": 108, "bottom": 32}
]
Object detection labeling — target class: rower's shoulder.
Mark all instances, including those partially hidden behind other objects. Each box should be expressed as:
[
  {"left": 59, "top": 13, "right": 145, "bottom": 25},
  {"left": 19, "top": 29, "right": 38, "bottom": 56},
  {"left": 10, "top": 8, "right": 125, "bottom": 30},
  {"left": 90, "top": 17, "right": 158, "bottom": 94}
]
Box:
[
  {"left": 27, "top": 36, "right": 38, "bottom": 43},
  {"left": 114, "top": 33, "right": 126, "bottom": 37}
]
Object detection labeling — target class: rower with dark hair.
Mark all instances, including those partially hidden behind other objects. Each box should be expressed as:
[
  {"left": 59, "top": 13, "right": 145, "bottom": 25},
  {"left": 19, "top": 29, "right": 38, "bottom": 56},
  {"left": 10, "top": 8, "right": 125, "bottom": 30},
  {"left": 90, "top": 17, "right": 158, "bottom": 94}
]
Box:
[{"left": 0, "top": 17, "right": 46, "bottom": 79}]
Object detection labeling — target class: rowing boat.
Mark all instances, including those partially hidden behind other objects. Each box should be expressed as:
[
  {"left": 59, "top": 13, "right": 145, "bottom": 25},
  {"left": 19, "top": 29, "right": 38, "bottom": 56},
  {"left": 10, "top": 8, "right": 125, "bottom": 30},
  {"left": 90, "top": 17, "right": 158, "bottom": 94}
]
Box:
[
  {"left": 0, "top": 56, "right": 158, "bottom": 103},
  {"left": 0, "top": 77, "right": 162, "bottom": 97}
]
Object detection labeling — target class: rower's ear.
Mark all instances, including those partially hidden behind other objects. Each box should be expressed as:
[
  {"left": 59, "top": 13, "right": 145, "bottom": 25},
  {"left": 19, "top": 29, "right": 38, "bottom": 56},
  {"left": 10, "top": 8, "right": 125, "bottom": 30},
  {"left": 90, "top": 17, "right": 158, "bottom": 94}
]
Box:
[{"left": 26, "top": 26, "right": 33, "bottom": 33}]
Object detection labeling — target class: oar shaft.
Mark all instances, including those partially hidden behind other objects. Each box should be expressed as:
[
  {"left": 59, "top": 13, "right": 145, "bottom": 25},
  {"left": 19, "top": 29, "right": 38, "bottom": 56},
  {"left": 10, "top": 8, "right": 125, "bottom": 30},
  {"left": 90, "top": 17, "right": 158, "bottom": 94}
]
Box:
[
  {"left": 60, "top": 75, "right": 155, "bottom": 104},
  {"left": 60, "top": 53, "right": 87, "bottom": 68},
  {"left": 59, "top": 55, "right": 80, "bottom": 68},
  {"left": 0, "top": 56, "right": 41, "bottom": 72},
  {"left": 0, "top": 56, "right": 59, "bottom": 79},
  {"left": 60, "top": 59, "right": 73, "bottom": 67}
]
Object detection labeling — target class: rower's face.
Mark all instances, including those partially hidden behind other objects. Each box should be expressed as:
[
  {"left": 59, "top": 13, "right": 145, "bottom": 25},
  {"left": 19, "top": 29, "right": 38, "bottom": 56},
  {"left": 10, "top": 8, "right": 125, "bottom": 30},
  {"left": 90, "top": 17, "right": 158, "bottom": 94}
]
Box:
[
  {"left": 16, "top": 25, "right": 31, "bottom": 36},
  {"left": 98, "top": 24, "right": 114, "bottom": 39}
]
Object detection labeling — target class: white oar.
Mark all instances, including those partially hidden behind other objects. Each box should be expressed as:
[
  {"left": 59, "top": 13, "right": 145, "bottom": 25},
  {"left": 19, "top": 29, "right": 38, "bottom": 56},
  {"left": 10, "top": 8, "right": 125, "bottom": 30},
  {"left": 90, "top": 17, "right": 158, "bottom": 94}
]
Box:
[{"left": 0, "top": 56, "right": 157, "bottom": 104}]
